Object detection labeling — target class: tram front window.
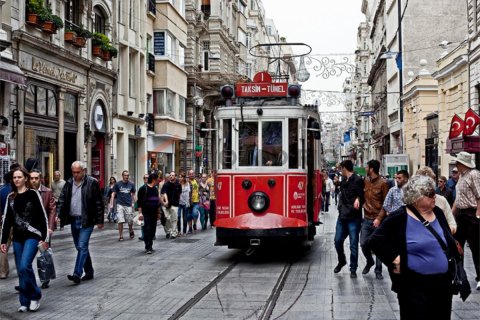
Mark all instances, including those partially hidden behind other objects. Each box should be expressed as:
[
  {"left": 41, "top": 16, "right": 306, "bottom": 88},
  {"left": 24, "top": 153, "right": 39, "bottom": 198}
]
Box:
[
  {"left": 262, "top": 121, "right": 282, "bottom": 166},
  {"left": 239, "top": 122, "right": 259, "bottom": 166}
]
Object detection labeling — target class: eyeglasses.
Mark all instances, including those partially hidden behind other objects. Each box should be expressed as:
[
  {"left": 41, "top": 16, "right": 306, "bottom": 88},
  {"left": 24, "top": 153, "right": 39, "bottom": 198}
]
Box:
[{"left": 424, "top": 190, "right": 436, "bottom": 198}]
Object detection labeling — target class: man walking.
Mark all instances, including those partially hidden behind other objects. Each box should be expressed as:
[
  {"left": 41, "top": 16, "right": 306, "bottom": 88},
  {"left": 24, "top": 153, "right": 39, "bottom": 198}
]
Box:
[
  {"left": 382, "top": 170, "right": 409, "bottom": 215},
  {"left": 360, "top": 160, "right": 389, "bottom": 280},
  {"left": 334, "top": 160, "right": 364, "bottom": 278},
  {"left": 451, "top": 152, "right": 480, "bottom": 290},
  {"left": 51, "top": 171, "right": 66, "bottom": 203},
  {"left": 110, "top": 170, "right": 136, "bottom": 241},
  {"left": 447, "top": 167, "right": 460, "bottom": 201},
  {"left": 161, "top": 171, "right": 181, "bottom": 239},
  {"left": 30, "top": 169, "right": 56, "bottom": 288},
  {"left": 137, "top": 172, "right": 160, "bottom": 254},
  {"left": 436, "top": 175, "right": 454, "bottom": 207},
  {"left": 57, "top": 161, "right": 104, "bottom": 284}
]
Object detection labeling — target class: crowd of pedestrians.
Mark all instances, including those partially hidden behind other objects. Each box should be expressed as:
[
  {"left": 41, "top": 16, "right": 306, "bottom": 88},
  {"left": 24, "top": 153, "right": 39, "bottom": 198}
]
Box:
[
  {"left": 328, "top": 151, "right": 479, "bottom": 320},
  {"left": 0, "top": 159, "right": 216, "bottom": 313}
]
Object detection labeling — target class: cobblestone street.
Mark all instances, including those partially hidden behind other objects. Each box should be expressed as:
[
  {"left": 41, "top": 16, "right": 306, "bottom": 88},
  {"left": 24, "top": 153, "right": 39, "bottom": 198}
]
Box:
[{"left": 0, "top": 205, "right": 479, "bottom": 319}]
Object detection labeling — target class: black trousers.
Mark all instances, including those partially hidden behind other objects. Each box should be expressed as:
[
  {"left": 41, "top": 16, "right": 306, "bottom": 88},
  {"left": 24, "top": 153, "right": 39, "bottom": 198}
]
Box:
[
  {"left": 209, "top": 199, "right": 216, "bottom": 227},
  {"left": 398, "top": 271, "right": 452, "bottom": 320},
  {"left": 143, "top": 211, "right": 158, "bottom": 251},
  {"left": 455, "top": 208, "right": 480, "bottom": 280}
]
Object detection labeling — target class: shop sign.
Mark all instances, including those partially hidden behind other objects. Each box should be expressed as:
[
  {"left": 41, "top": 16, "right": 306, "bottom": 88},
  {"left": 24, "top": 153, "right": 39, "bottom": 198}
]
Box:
[{"left": 32, "top": 58, "right": 78, "bottom": 84}]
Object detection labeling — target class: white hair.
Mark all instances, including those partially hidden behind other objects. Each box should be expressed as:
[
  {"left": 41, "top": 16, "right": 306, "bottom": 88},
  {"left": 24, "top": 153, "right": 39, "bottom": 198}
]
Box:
[
  {"left": 402, "top": 175, "right": 436, "bottom": 205},
  {"left": 71, "top": 161, "right": 86, "bottom": 170}
]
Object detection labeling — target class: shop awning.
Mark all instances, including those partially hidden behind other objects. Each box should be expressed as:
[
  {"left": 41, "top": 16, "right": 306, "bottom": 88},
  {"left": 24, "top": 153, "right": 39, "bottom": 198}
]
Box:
[{"left": 0, "top": 61, "right": 26, "bottom": 86}]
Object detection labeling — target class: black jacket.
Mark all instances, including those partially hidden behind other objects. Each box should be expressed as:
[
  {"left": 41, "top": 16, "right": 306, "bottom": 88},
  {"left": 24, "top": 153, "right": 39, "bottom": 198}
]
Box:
[
  {"left": 57, "top": 175, "right": 104, "bottom": 227},
  {"left": 338, "top": 173, "right": 364, "bottom": 220},
  {"left": 366, "top": 206, "right": 459, "bottom": 293}
]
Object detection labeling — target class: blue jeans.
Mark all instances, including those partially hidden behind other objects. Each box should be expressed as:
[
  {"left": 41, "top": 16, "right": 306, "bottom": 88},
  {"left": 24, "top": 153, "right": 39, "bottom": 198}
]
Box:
[
  {"left": 360, "top": 218, "right": 382, "bottom": 274},
  {"left": 177, "top": 205, "right": 188, "bottom": 234},
  {"left": 13, "top": 239, "right": 42, "bottom": 307},
  {"left": 70, "top": 217, "right": 94, "bottom": 277},
  {"left": 334, "top": 218, "right": 361, "bottom": 272}
]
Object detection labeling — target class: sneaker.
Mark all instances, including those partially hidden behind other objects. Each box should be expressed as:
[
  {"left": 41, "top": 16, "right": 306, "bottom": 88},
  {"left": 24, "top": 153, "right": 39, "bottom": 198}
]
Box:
[
  {"left": 14, "top": 285, "right": 20, "bottom": 292},
  {"left": 146, "top": 250, "right": 154, "bottom": 254},
  {"left": 41, "top": 282, "right": 50, "bottom": 289},
  {"left": 170, "top": 236, "right": 176, "bottom": 239},
  {"left": 17, "top": 306, "right": 28, "bottom": 312},
  {"left": 166, "top": 234, "right": 170, "bottom": 239},
  {"left": 29, "top": 300, "right": 40, "bottom": 312},
  {"left": 333, "top": 261, "right": 347, "bottom": 273},
  {"left": 350, "top": 272, "right": 357, "bottom": 279},
  {"left": 138, "top": 237, "right": 144, "bottom": 241},
  {"left": 476, "top": 281, "right": 480, "bottom": 290},
  {"left": 375, "top": 273, "right": 384, "bottom": 280}
]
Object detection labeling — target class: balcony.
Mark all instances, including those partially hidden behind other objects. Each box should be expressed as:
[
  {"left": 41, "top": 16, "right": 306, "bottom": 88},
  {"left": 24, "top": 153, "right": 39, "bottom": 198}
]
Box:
[{"left": 147, "top": 52, "right": 155, "bottom": 73}]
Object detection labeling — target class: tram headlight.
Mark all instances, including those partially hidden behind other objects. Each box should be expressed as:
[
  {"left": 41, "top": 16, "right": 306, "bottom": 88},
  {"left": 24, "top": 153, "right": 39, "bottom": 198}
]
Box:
[{"left": 248, "top": 192, "right": 270, "bottom": 213}]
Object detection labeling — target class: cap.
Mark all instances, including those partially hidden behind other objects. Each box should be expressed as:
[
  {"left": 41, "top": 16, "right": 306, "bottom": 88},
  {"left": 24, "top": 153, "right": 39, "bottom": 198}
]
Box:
[{"left": 452, "top": 167, "right": 458, "bottom": 172}]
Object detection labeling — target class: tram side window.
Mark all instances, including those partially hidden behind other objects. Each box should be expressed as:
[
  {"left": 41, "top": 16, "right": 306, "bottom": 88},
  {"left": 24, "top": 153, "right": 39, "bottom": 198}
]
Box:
[
  {"left": 289, "top": 119, "right": 298, "bottom": 169},
  {"left": 262, "top": 121, "right": 282, "bottom": 166},
  {"left": 238, "top": 122, "right": 258, "bottom": 166},
  {"left": 222, "top": 119, "right": 232, "bottom": 169}
]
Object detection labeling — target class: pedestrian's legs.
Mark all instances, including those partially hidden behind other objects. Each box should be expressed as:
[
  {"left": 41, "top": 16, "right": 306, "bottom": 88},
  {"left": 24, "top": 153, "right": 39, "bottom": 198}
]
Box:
[
  {"left": 186, "top": 206, "right": 193, "bottom": 233},
  {"left": 72, "top": 218, "right": 94, "bottom": 277},
  {"left": 13, "top": 239, "right": 42, "bottom": 307},
  {"left": 143, "top": 212, "right": 155, "bottom": 251},
  {"left": 182, "top": 206, "right": 188, "bottom": 234},
  {"left": 325, "top": 192, "right": 330, "bottom": 212},
  {"left": 199, "top": 206, "right": 206, "bottom": 230},
  {"left": 209, "top": 199, "right": 216, "bottom": 227},
  {"left": 360, "top": 219, "right": 375, "bottom": 265},
  {"left": 0, "top": 229, "right": 12, "bottom": 278},
  {"left": 164, "top": 206, "right": 178, "bottom": 237},
  {"left": 347, "top": 218, "right": 361, "bottom": 272},
  {"left": 334, "top": 218, "right": 348, "bottom": 265},
  {"left": 466, "top": 214, "right": 480, "bottom": 280}
]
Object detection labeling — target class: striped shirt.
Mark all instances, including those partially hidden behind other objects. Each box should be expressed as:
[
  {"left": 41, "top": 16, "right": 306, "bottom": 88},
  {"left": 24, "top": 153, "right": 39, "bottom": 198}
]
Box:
[{"left": 455, "top": 168, "right": 480, "bottom": 209}]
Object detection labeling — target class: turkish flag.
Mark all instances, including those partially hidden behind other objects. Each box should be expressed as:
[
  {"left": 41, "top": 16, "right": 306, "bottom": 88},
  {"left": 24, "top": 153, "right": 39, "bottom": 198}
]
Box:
[
  {"left": 463, "top": 108, "right": 480, "bottom": 136},
  {"left": 449, "top": 114, "right": 464, "bottom": 139}
]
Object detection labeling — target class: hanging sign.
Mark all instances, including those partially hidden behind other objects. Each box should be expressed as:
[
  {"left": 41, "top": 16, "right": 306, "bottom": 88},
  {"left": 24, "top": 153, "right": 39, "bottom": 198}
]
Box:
[{"left": 235, "top": 72, "right": 288, "bottom": 97}]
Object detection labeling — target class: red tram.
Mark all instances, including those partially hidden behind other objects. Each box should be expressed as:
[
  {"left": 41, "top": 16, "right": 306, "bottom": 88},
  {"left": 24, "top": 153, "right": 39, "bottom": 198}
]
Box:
[{"left": 211, "top": 72, "right": 322, "bottom": 249}]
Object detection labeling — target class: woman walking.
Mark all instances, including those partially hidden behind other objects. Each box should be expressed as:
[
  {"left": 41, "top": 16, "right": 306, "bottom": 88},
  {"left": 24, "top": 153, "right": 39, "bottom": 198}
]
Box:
[
  {"left": 367, "top": 175, "right": 460, "bottom": 320},
  {"left": 177, "top": 173, "right": 190, "bottom": 235},
  {"left": 137, "top": 172, "right": 160, "bottom": 254},
  {"left": 0, "top": 167, "right": 48, "bottom": 312}
]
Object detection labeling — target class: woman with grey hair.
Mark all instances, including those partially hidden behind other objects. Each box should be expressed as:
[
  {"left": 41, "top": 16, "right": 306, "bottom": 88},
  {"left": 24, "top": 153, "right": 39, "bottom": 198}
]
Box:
[{"left": 366, "top": 175, "right": 461, "bottom": 319}]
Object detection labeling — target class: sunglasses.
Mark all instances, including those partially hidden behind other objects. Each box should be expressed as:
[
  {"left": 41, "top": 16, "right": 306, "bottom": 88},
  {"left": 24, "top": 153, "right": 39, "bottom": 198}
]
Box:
[{"left": 424, "top": 190, "right": 436, "bottom": 198}]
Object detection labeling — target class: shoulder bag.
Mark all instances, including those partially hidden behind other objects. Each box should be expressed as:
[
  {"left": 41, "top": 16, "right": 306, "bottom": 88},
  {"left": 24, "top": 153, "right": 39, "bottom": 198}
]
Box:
[{"left": 407, "top": 205, "right": 471, "bottom": 301}]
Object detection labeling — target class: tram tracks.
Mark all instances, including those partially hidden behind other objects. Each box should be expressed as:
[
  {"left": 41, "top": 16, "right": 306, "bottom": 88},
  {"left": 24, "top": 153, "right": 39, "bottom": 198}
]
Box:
[{"left": 168, "top": 247, "right": 313, "bottom": 320}]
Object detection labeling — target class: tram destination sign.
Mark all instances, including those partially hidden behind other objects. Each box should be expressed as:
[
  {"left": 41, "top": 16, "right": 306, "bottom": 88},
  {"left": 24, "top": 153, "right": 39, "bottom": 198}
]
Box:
[{"left": 235, "top": 82, "right": 288, "bottom": 97}]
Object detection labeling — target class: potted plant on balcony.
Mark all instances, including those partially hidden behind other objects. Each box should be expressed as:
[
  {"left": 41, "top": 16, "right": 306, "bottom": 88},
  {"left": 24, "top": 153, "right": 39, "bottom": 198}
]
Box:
[
  {"left": 37, "top": 8, "right": 56, "bottom": 33},
  {"left": 92, "top": 32, "right": 109, "bottom": 57},
  {"left": 73, "top": 24, "right": 91, "bottom": 48},
  {"left": 51, "top": 14, "right": 64, "bottom": 32},
  {"left": 64, "top": 26, "right": 76, "bottom": 43},
  {"left": 26, "top": 0, "right": 43, "bottom": 26},
  {"left": 101, "top": 44, "right": 116, "bottom": 61}
]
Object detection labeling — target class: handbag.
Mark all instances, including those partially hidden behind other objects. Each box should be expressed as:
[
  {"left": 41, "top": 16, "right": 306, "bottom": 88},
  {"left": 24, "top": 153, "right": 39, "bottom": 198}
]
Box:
[
  {"left": 37, "top": 248, "right": 56, "bottom": 282},
  {"left": 407, "top": 205, "right": 471, "bottom": 301}
]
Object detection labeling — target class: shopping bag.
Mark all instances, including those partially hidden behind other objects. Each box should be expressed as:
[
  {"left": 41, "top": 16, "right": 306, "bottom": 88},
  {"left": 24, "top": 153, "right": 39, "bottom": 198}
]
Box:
[{"left": 37, "top": 248, "right": 56, "bottom": 282}]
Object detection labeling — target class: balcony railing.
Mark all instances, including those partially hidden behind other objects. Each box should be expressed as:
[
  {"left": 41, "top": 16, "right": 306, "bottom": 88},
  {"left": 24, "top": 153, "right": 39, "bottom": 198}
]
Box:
[
  {"left": 148, "top": 1, "right": 156, "bottom": 16},
  {"left": 147, "top": 52, "right": 155, "bottom": 73}
]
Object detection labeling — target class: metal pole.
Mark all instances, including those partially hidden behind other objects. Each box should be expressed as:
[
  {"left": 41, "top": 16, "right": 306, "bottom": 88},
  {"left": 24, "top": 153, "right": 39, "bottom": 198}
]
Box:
[{"left": 398, "top": 0, "right": 404, "bottom": 153}]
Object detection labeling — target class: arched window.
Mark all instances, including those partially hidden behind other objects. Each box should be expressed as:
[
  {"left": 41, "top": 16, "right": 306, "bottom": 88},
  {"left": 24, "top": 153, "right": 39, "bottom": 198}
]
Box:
[{"left": 94, "top": 6, "right": 106, "bottom": 34}]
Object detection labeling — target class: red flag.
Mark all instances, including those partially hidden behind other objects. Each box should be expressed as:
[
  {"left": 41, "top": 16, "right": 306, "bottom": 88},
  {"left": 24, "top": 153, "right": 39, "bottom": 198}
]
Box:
[
  {"left": 463, "top": 108, "right": 480, "bottom": 136},
  {"left": 449, "top": 114, "right": 464, "bottom": 139}
]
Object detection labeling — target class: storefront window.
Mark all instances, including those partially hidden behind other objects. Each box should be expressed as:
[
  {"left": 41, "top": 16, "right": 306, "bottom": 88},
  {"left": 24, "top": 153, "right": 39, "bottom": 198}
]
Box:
[
  {"left": 24, "top": 128, "right": 57, "bottom": 187},
  {"left": 24, "top": 84, "right": 57, "bottom": 117},
  {"left": 64, "top": 93, "right": 77, "bottom": 123},
  {"left": 48, "top": 91, "right": 56, "bottom": 116}
]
